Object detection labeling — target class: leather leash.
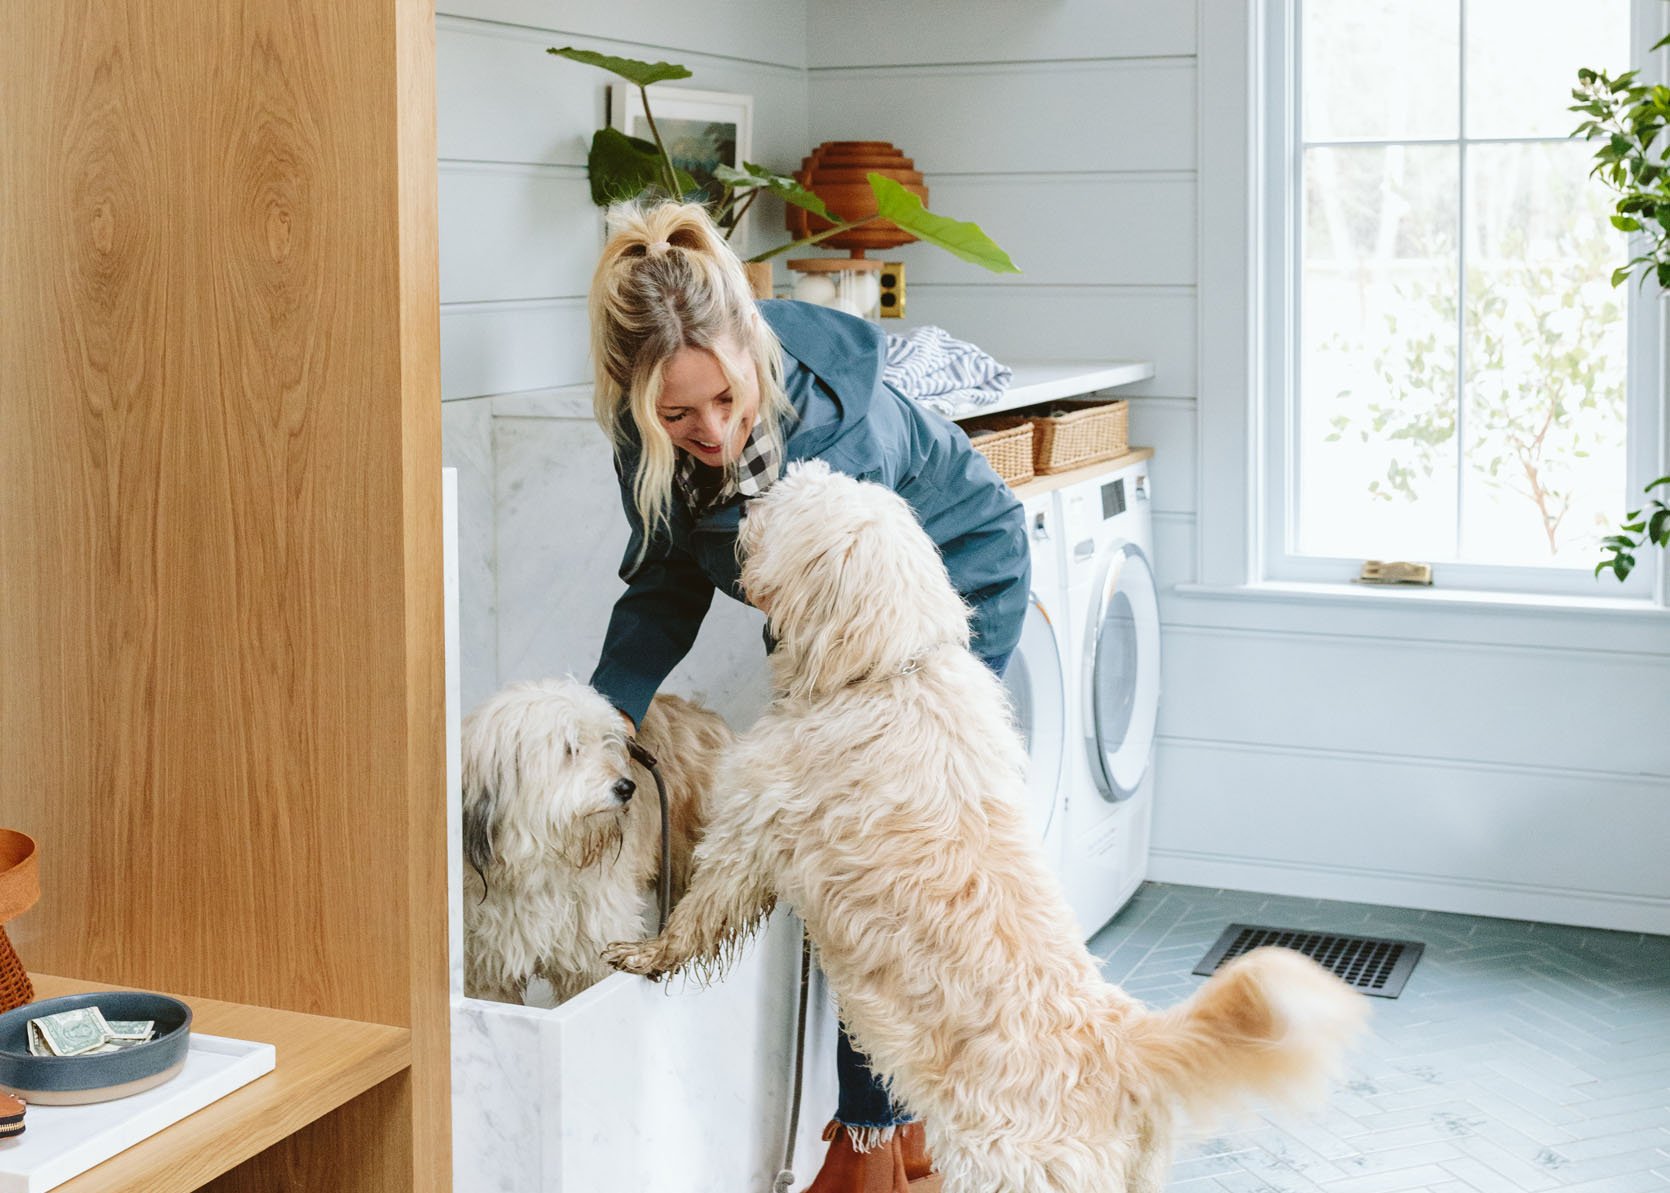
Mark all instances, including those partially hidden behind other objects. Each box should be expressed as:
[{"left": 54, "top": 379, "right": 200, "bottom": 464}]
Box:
[{"left": 625, "top": 739, "right": 672, "bottom": 933}]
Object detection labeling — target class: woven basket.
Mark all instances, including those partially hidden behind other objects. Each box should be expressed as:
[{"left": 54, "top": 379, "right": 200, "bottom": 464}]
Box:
[
  {"left": 963, "top": 416, "right": 1035, "bottom": 487},
  {"left": 0, "top": 830, "right": 38, "bottom": 1014},
  {"left": 0, "top": 927, "right": 30, "bottom": 1014},
  {"left": 1030, "top": 399, "right": 1130, "bottom": 474}
]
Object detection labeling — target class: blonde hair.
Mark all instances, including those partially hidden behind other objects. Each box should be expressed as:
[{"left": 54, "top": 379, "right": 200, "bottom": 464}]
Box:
[{"left": 589, "top": 200, "right": 792, "bottom": 554}]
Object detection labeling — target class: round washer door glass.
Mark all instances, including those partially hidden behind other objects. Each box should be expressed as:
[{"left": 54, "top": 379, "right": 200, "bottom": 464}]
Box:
[
  {"left": 1003, "top": 593, "right": 1066, "bottom": 843},
  {"left": 1084, "top": 542, "right": 1161, "bottom": 802}
]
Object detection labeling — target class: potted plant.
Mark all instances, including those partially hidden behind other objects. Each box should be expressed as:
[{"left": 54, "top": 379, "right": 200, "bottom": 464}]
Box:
[
  {"left": 1571, "top": 53, "right": 1670, "bottom": 580},
  {"left": 548, "top": 47, "right": 1019, "bottom": 295}
]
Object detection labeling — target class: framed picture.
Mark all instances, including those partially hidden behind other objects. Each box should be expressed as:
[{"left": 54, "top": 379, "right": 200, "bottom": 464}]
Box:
[{"left": 609, "top": 86, "right": 753, "bottom": 207}]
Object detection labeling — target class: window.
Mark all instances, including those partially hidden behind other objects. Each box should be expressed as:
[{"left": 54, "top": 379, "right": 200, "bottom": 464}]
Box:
[{"left": 1261, "top": 0, "right": 1661, "bottom": 596}]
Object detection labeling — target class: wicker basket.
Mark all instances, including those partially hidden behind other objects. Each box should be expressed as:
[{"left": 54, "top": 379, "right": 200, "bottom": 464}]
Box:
[
  {"left": 1030, "top": 398, "right": 1130, "bottom": 474},
  {"left": 963, "top": 415, "right": 1036, "bottom": 487},
  {"left": 0, "top": 927, "right": 30, "bottom": 1014},
  {"left": 0, "top": 830, "right": 38, "bottom": 1014}
]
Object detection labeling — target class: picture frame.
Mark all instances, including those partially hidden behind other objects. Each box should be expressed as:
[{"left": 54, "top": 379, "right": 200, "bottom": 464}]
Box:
[{"left": 609, "top": 86, "right": 753, "bottom": 208}]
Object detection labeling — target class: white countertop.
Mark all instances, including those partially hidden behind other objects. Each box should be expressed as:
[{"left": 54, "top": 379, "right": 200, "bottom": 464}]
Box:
[
  {"left": 958, "top": 359, "right": 1155, "bottom": 421},
  {"left": 480, "top": 360, "right": 1156, "bottom": 423}
]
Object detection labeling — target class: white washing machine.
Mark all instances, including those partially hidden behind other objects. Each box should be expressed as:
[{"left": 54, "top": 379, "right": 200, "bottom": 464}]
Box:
[
  {"left": 1000, "top": 489, "right": 1070, "bottom": 868},
  {"left": 1055, "top": 458, "right": 1162, "bottom": 939}
]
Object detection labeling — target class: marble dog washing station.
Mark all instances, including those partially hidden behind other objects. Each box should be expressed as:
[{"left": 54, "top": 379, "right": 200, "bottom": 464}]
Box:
[{"left": 441, "top": 469, "right": 841, "bottom": 1191}]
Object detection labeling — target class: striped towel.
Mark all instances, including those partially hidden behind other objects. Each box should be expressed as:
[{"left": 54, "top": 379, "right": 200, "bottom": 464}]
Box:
[{"left": 883, "top": 325, "right": 1012, "bottom": 418}]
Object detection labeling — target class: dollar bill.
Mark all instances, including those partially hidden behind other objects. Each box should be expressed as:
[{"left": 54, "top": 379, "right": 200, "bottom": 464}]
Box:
[
  {"left": 31, "top": 1007, "right": 114, "bottom": 1057},
  {"left": 26, "top": 1021, "right": 51, "bottom": 1057},
  {"left": 103, "top": 1020, "right": 155, "bottom": 1042}
]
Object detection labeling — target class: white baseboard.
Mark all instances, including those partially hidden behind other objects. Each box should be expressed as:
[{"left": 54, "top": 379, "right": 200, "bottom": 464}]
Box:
[{"left": 1147, "top": 848, "right": 1670, "bottom": 937}]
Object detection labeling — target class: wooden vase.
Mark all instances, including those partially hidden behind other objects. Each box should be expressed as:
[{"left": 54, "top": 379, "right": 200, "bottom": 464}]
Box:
[
  {"left": 743, "top": 260, "right": 773, "bottom": 300},
  {"left": 786, "top": 141, "right": 929, "bottom": 255}
]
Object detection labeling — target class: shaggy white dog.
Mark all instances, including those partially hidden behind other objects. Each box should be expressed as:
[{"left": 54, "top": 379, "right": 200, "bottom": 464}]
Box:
[
  {"left": 605, "top": 462, "right": 1368, "bottom": 1193},
  {"left": 463, "top": 677, "right": 728, "bottom": 1005}
]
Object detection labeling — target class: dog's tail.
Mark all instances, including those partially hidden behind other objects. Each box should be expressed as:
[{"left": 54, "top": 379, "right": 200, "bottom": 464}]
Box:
[{"left": 1122, "top": 946, "right": 1369, "bottom": 1126}]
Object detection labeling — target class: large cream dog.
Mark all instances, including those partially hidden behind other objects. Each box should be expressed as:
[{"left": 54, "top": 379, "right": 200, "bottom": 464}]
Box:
[
  {"left": 605, "top": 462, "right": 1367, "bottom": 1192},
  {"left": 463, "top": 677, "right": 728, "bottom": 1004}
]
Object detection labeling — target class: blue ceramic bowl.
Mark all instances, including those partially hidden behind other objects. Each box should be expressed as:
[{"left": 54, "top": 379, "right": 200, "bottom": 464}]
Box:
[{"left": 0, "top": 991, "right": 192, "bottom": 1104}]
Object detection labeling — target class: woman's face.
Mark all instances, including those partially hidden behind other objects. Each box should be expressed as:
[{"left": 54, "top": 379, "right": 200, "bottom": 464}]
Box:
[{"left": 655, "top": 334, "right": 761, "bottom": 466}]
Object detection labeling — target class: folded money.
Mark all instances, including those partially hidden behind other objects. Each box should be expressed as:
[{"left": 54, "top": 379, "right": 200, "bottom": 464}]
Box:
[
  {"left": 104, "top": 1019, "right": 155, "bottom": 1042},
  {"left": 30, "top": 1007, "right": 113, "bottom": 1057},
  {"left": 24, "top": 1007, "right": 156, "bottom": 1057}
]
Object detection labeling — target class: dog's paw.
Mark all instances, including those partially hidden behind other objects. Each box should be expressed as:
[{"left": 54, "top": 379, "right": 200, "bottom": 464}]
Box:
[{"left": 602, "top": 938, "right": 670, "bottom": 980}]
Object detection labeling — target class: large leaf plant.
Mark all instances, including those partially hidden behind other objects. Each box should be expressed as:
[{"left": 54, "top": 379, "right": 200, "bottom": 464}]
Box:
[
  {"left": 548, "top": 47, "right": 1019, "bottom": 273},
  {"left": 1571, "top": 43, "right": 1670, "bottom": 581}
]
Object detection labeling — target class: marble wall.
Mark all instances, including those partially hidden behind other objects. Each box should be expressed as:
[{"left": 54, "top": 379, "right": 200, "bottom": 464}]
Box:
[{"left": 442, "top": 391, "right": 773, "bottom": 727}]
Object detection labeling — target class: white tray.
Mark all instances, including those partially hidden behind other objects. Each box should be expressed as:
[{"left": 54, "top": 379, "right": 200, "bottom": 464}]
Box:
[{"left": 0, "top": 1033, "right": 276, "bottom": 1193}]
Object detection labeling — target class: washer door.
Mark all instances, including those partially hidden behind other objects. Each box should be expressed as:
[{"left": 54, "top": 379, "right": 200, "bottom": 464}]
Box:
[
  {"left": 1003, "top": 592, "right": 1066, "bottom": 842},
  {"left": 1082, "top": 542, "right": 1161, "bottom": 802}
]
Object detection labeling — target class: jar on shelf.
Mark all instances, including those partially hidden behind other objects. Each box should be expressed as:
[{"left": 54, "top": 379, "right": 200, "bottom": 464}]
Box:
[{"left": 787, "top": 257, "right": 885, "bottom": 321}]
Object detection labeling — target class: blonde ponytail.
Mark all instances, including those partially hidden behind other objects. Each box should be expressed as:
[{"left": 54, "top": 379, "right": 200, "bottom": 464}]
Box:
[{"left": 588, "top": 200, "right": 792, "bottom": 556}]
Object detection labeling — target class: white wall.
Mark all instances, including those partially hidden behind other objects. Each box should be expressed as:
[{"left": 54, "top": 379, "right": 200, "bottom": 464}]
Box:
[
  {"left": 811, "top": 0, "right": 1670, "bottom": 933},
  {"left": 808, "top": 2, "right": 1195, "bottom": 392},
  {"left": 437, "top": 1, "right": 809, "bottom": 722},
  {"left": 439, "top": 0, "right": 1669, "bottom": 933}
]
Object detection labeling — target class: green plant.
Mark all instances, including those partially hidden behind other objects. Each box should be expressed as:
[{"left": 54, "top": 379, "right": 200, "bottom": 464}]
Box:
[
  {"left": 1571, "top": 43, "right": 1670, "bottom": 582},
  {"left": 547, "top": 47, "right": 1019, "bottom": 273},
  {"left": 1571, "top": 38, "right": 1670, "bottom": 289},
  {"left": 1597, "top": 476, "right": 1670, "bottom": 579}
]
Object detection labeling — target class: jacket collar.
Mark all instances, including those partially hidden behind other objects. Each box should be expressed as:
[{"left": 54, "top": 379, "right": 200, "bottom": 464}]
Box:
[{"left": 758, "top": 299, "right": 885, "bottom": 461}]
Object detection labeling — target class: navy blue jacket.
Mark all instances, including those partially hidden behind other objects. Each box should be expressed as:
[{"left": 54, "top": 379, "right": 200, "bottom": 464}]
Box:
[{"left": 590, "top": 300, "right": 1028, "bottom": 725}]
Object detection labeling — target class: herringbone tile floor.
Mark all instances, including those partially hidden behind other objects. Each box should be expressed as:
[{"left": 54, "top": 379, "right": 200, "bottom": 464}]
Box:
[{"left": 1089, "top": 883, "right": 1670, "bottom": 1193}]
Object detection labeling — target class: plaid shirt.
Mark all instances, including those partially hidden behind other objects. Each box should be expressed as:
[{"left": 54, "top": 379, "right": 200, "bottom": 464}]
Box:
[{"left": 675, "top": 422, "right": 781, "bottom": 515}]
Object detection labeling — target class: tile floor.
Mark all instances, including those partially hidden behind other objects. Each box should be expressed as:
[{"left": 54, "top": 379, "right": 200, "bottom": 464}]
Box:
[{"left": 1089, "top": 883, "right": 1670, "bottom": 1193}]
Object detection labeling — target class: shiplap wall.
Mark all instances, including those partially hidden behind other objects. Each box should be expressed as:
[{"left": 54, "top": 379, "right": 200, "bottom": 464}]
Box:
[
  {"left": 436, "top": 0, "right": 1668, "bottom": 931},
  {"left": 437, "top": 1, "right": 808, "bottom": 719},
  {"left": 810, "top": 0, "right": 1670, "bottom": 933}
]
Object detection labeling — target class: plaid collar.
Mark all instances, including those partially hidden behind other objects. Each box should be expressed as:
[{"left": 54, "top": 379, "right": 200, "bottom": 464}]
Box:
[{"left": 675, "top": 420, "right": 780, "bottom": 515}]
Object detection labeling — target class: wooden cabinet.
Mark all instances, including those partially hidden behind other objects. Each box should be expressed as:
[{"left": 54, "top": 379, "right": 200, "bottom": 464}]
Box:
[{"left": 0, "top": 1, "right": 449, "bottom": 1188}]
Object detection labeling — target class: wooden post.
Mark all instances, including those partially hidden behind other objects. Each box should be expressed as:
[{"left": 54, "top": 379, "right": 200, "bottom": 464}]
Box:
[{"left": 0, "top": 1, "right": 449, "bottom": 1187}]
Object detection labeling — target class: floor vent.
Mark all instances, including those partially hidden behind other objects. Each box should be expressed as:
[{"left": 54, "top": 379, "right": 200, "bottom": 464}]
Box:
[{"left": 1194, "top": 924, "right": 1424, "bottom": 999}]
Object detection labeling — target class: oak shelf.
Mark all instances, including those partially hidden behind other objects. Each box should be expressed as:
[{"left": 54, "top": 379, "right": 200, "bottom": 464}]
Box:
[
  {"left": 22, "top": 975, "right": 410, "bottom": 1193},
  {"left": 1010, "top": 447, "right": 1155, "bottom": 499}
]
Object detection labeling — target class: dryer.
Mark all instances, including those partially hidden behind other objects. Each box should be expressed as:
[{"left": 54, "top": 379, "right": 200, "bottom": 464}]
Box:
[
  {"left": 1000, "top": 489, "right": 1069, "bottom": 866},
  {"left": 1055, "top": 458, "right": 1161, "bottom": 939}
]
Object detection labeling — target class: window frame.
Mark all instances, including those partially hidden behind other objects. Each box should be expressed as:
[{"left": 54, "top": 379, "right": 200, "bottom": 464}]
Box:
[{"left": 1252, "top": 0, "right": 1666, "bottom": 601}]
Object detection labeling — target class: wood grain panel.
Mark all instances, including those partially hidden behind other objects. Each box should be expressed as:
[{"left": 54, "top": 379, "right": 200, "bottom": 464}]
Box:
[
  {"left": 1, "top": 0, "right": 446, "bottom": 1187},
  {"left": 30, "top": 974, "right": 411, "bottom": 1192},
  {"left": 395, "top": 0, "right": 450, "bottom": 1179}
]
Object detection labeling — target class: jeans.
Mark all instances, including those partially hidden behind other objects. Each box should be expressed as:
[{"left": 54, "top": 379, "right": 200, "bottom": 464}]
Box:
[{"left": 834, "top": 647, "right": 1014, "bottom": 1131}]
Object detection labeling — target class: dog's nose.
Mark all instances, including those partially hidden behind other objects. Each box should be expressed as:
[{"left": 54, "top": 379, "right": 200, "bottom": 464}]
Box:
[{"left": 612, "top": 777, "right": 636, "bottom": 802}]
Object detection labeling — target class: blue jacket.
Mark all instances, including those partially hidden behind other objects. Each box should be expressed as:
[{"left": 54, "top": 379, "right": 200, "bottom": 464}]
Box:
[{"left": 591, "top": 299, "right": 1028, "bottom": 725}]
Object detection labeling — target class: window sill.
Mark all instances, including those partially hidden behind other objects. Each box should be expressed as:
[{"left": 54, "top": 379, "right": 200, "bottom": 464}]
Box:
[{"left": 1172, "top": 580, "right": 1669, "bottom": 619}]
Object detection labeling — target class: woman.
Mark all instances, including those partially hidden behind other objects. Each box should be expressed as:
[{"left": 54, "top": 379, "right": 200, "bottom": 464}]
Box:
[{"left": 587, "top": 200, "right": 1028, "bottom": 1192}]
